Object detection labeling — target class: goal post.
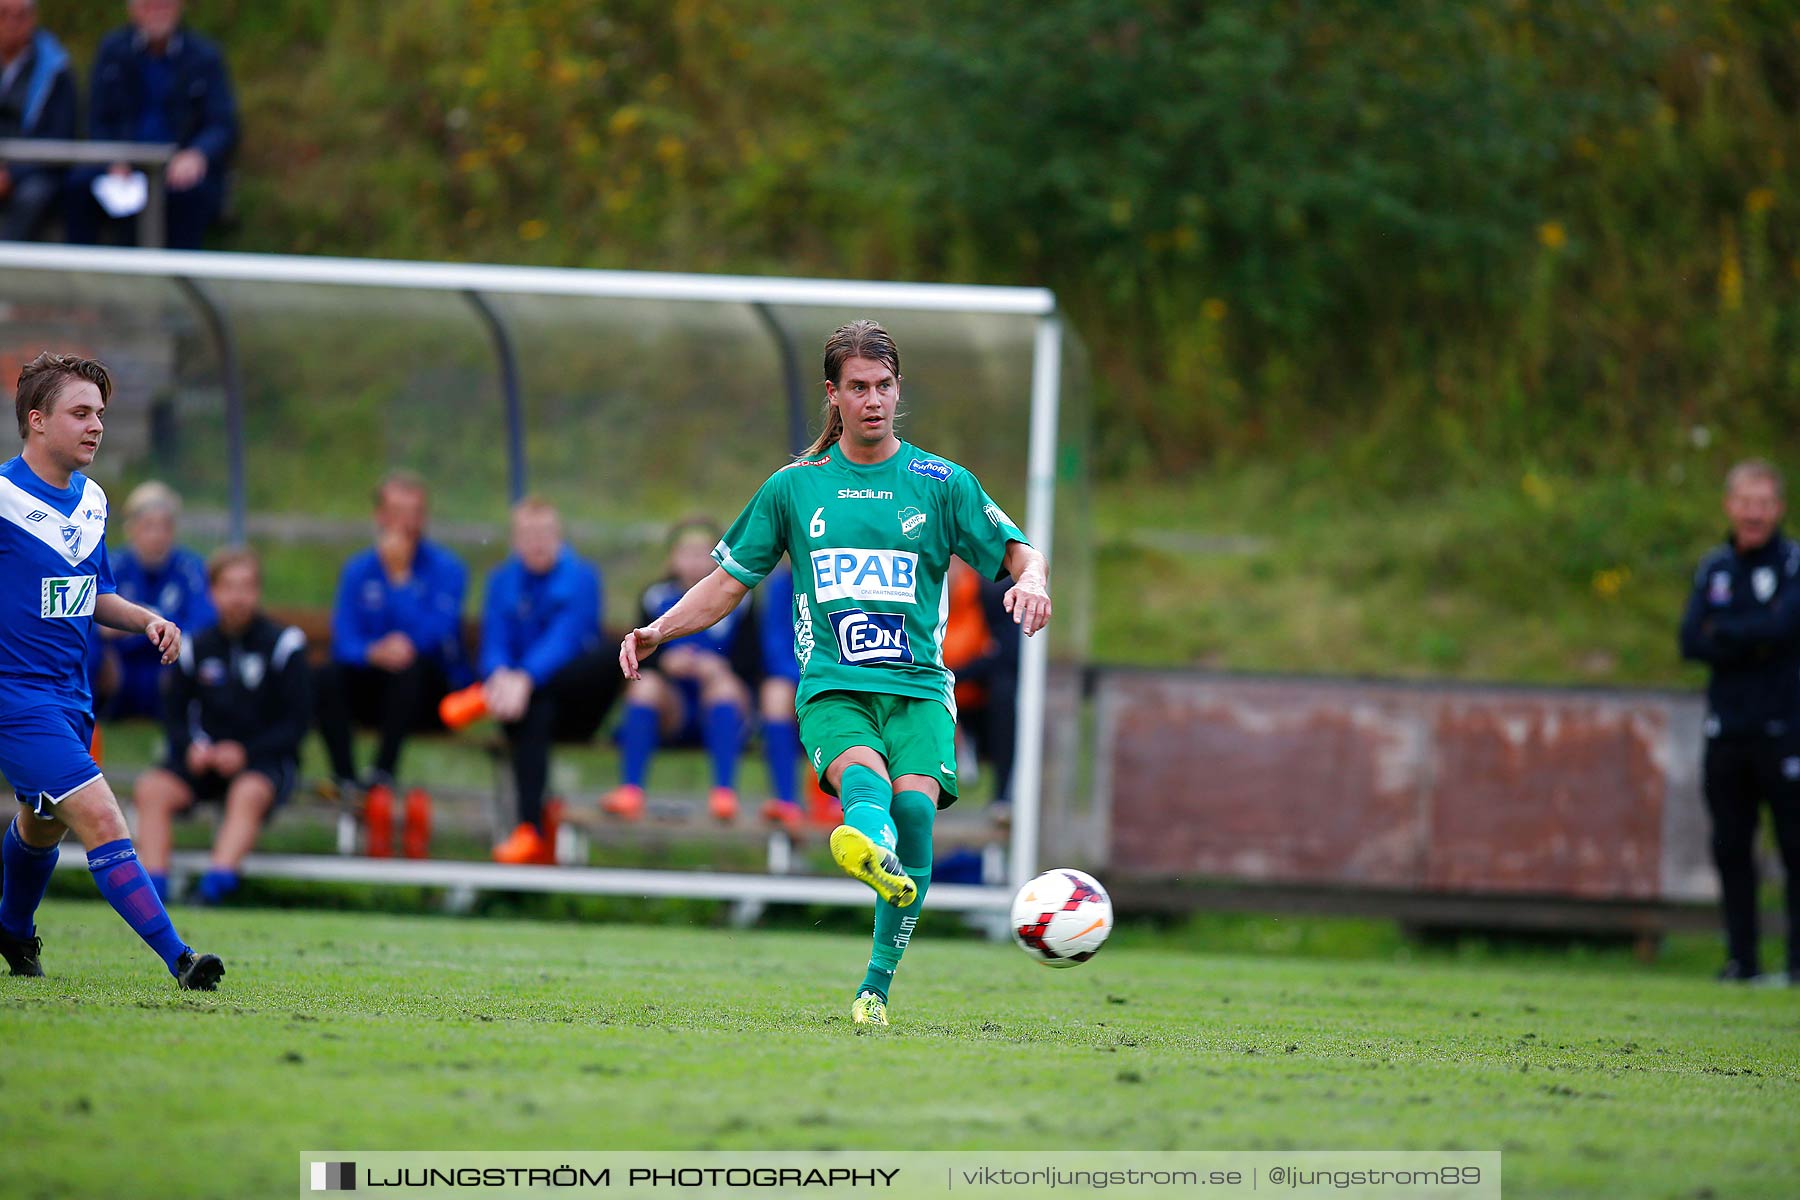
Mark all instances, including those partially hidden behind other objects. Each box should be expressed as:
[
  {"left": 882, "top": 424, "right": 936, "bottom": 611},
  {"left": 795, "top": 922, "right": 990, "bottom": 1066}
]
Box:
[{"left": 0, "top": 243, "right": 1081, "bottom": 912}]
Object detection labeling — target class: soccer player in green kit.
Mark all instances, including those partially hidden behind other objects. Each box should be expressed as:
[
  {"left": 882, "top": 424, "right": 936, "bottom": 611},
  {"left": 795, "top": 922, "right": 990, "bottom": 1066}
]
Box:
[{"left": 620, "top": 320, "right": 1052, "bottom": 1027}]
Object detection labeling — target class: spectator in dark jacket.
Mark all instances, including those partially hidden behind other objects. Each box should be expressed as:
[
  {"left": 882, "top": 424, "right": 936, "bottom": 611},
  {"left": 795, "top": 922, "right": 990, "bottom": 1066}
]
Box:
[
  {"left": 315, "top": 470, "right": 468, "bottom": 857},
  {"left": 1679, "top": 458, "right": 1800, "bottom": 983},
  {"left": 0, "top": 0, "right": 77, "bottom": 241},
  {"left": 133, "top": 548, "right": 309, "bottom": 905},
  {"left": 65, "top": 0, "right": 237, "bottom": 249},
  {"left": 480, "top": 498, "right": 618, "bottom": 864}
]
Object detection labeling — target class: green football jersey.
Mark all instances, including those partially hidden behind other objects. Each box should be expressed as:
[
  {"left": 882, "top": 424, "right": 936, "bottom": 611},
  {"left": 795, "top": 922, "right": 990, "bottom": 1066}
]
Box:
[{"left": 713, "top": 439, "right": 1029, "bottom": 713}]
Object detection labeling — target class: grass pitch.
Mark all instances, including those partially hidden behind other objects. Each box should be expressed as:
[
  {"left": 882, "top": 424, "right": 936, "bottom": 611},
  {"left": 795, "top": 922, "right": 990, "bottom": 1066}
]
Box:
[{"left": 3, "top": 902, "right": 1795, "bottom": 1200}]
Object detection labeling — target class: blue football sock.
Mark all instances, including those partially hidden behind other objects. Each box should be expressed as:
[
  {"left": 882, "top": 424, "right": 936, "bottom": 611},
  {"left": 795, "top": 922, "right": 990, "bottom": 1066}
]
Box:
[
  {"left": 198, "top": 868, "right": 240, "bottom": 905},
  {"left": 762, "top": 718, "right": 800, "bottom": 804},
  {"left": 619, "top": 703, "right": 660, "bottom": 788},
  {"left": 86, "top": 839, "right": 189, "bottom": 974},
  {"left": 0, "top": 819, "right": 60, "bottom": 939},
  {"left": 838, "top": 764, "right": 897, "bottom": 855},
  {"left": 702, "top": 702, "right": 744, "bottom": 790},
  {"left": 147, "top": 872, "right": 169, "bottom": 903}
]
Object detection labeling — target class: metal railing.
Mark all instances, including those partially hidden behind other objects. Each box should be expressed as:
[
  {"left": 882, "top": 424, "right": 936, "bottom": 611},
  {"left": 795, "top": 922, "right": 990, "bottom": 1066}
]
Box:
[{"left": 0, "top": 138, "right": 178, "bottom": 247}]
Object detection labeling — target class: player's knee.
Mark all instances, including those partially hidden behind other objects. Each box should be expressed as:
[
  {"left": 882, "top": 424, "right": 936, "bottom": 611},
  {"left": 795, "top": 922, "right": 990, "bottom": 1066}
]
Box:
[
  {"left": 891, "top": 787, "right": 936, "bottom": 834},
  {"left": 759, "top": 678, "right": 795, "bottom": 721},
  {"left": 825, "top": 748, "right": 888, "bottom": 792},
  {"left": 15, "top": 809, "right": 68, "bottom": 849},
  {"left": 701, "top": 674, "right": 750, "bottom": 711},
  {"left": 225, "top": 777, "right": 276, "bottom": 817},
  {"left": 626, "top": 672, "right": 665, "bottom": 708},
  {"left": 132, "top": 770, "right": 187, "bottom": 815}
]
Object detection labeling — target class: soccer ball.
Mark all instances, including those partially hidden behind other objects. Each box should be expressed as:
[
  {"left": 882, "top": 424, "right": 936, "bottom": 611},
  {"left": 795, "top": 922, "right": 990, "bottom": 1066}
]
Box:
[{"left": 1011, "top": 868, "right": 1112, "bottom": 968}]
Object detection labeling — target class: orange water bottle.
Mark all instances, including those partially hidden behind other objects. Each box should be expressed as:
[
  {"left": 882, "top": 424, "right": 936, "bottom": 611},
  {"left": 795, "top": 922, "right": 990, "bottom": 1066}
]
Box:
[{"left": 438, "top": 683, "right": 489, "bottom": 730}]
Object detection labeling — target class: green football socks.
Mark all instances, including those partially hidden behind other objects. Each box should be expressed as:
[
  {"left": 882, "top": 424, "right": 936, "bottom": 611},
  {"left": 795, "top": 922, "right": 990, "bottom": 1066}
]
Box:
[
  {"left": 860, "top": 788, "right": 935, "bottom": 1001},
  {"left": 838, "top": 764, "right": 897, "bottom": 854}
]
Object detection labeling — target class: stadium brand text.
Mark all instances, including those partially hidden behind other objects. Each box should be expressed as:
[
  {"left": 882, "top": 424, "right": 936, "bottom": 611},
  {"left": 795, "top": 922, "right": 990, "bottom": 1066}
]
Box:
[{"left": 837, "top": 488, "right": 894, "bottom": 500}]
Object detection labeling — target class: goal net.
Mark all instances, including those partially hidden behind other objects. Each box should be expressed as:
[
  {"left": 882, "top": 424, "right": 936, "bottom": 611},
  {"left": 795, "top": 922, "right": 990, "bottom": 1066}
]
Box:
[{"left": 0, "top": 245, "right": 1091, "bottom": 913}]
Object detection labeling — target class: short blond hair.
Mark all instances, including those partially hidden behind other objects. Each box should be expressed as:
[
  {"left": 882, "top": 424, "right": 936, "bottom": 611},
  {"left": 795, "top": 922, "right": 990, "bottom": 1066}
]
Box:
[
  {"left": 123, "top": 480, "right": 181, "bottom": 523},
  {"left": 1726, "top": 459, "right": 1785, "bottom": 501}
]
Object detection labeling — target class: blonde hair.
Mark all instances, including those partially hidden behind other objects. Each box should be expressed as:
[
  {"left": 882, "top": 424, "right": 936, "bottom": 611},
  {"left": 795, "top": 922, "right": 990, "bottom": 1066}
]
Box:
[
  {"left": 124, "top": 479, "right": 181, "bottom": 523},
  {"left": 800, "top": 320, "right": 902, "bottom": 458},
  {"left": 1726, "top": 459, "right": 1785, "bottom": 501}
]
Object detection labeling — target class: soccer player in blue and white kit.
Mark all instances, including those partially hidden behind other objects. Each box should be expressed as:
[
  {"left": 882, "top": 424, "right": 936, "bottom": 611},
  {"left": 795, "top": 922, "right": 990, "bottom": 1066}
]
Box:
[{"left": 0, "top": 352, "right": 223, "bottom": 988}]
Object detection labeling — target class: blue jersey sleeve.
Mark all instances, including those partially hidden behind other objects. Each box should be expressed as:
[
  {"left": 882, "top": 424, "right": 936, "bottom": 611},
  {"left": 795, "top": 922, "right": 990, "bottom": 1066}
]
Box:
[
  {"left": 330, "top": 557, "right": 374, "bottom": 666},
  {"left": 759, "top": 568, "right": 799, "bottom": 682},
  {"left": 409, "top": 547, "right": 467, "bottom": 662},
  {"left": 519, "top": 560, "right": 599, "bottom": 685},
  {"left": 95, "top": 539, "right": 116, "bottom": 595},
  {"left": 176, "top": 549, "right": 213, "bottom": 631},
  {"left": 478, "top": 565, "right": 514, "bottom": 680}
]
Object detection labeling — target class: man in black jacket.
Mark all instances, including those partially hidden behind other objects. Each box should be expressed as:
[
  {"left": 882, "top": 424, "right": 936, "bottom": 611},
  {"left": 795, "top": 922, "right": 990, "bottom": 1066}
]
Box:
[
  {"left": 1679, "top": 459, "right": 1800, "bottom": 982},
  {"left": 133, "top": 548, "right": 309, "bottom": 904},
  {"left": 0, "top": 0, "right": 77, "bottom": 240},
  {"left": 65, "top": 0, "right": 237, "bottom": 249}
]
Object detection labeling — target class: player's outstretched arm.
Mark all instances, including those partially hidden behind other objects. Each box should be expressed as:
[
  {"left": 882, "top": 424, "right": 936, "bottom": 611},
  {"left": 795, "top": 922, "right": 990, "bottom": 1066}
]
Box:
[
  {"left": 1000, "top": 541, "right": 1052, "bottom": 637},
  {"left": 94, "top": 593, "right": 182, "bottom": 664},
  {"left": 620, "top": 567, "right": 750, "bottom": 681}
]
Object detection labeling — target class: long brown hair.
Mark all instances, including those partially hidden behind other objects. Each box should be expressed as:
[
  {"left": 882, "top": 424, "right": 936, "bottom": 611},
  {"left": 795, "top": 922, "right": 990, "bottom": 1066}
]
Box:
[{"left": 799, "top": 320, "right": 902, "bottom": 458}]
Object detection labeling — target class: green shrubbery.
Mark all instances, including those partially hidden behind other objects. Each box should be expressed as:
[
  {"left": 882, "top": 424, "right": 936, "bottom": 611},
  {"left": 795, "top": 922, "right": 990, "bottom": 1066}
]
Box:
[
  {"left": 49, "top": 1, "right": 1800, "bottom": 486},
  {"left": 39, "top": 2, "right": 1800, "bottom": 682}
]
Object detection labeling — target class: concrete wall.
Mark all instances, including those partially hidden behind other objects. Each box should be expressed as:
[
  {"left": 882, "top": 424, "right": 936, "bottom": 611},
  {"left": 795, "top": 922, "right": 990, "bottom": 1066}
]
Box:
[{"left": 1093, "top": 670, "right": 1715, "bottom": 903}]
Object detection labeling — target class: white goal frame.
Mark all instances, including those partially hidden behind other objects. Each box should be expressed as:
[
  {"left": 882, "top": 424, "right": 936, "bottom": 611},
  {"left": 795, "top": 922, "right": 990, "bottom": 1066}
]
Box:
[{"left": 0, "top": 244, "right": 1063, "bottom": 913}]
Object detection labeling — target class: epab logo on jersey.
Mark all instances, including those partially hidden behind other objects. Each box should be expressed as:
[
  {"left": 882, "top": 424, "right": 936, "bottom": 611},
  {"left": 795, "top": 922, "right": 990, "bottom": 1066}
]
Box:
[
  {"left": 811, "top": 547, "right": 918, "bottom": 603},
  {"left": 829, "top": 608, "right": 914, "bottom": 666}
]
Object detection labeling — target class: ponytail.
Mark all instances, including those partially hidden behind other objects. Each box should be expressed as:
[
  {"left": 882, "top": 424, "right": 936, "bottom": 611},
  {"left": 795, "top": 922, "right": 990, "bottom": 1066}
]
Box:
[{"left": 798, "top": 401, "right": 844, "bottom": 459}]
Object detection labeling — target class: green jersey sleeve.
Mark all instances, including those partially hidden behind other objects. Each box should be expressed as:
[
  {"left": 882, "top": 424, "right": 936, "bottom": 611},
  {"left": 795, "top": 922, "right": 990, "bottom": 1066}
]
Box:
[
  {"left": 949, "top": 467, "right": 1028, "bottom": 581},
  {"left": 713, "top": 470, "right": 790, "bottom": 587}
]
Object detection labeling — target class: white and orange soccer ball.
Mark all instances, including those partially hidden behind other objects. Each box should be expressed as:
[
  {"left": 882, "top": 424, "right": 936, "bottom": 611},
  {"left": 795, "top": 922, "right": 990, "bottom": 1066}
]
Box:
[{"left": 1010, "top": 868, "right": 1112, "bottom": 967}]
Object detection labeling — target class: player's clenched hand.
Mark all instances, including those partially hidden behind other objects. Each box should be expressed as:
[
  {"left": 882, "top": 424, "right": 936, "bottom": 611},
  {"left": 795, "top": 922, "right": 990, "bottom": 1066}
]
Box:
[
  {"left": 1004, "top": 570, "right": 1052, "bottom": 637},
  {"left": 619, "top": 627, "right": 662, "bottom": 681},
  {"left": 145, "top": 617, "right": 181, "bottom": 664}
]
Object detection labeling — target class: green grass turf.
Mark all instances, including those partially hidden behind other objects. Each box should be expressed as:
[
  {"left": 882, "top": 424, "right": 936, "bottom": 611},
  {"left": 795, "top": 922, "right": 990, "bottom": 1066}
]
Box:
[{"left": 3, "top": 903, "right": 1796, "bottom": 1200}]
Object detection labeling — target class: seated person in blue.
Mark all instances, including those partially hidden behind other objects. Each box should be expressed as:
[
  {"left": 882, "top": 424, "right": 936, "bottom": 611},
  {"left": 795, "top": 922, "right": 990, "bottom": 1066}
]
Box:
[
  {"left": 65, "top": 0, "right": 238, "bottom": 250},
  {"left": 601, "top": 518, "right": 763, "bottom": 823},
  {"left": 132, "top": 547, "right": 309, "bottom": 904},
  {"left": 315, "top": 470, "right": 468, "bottom": 857},
  {"left": 0, "top": 0, "right": 78, "bottom": 241},
  {"left": 755, "top": 565, "right": 806, "bottom": 828},
  {"left": 480, "top": 498, "right": 618, "bottom": 864},
  {"left": 96, "top": 480, "right": 212, "bottom": 719}
]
